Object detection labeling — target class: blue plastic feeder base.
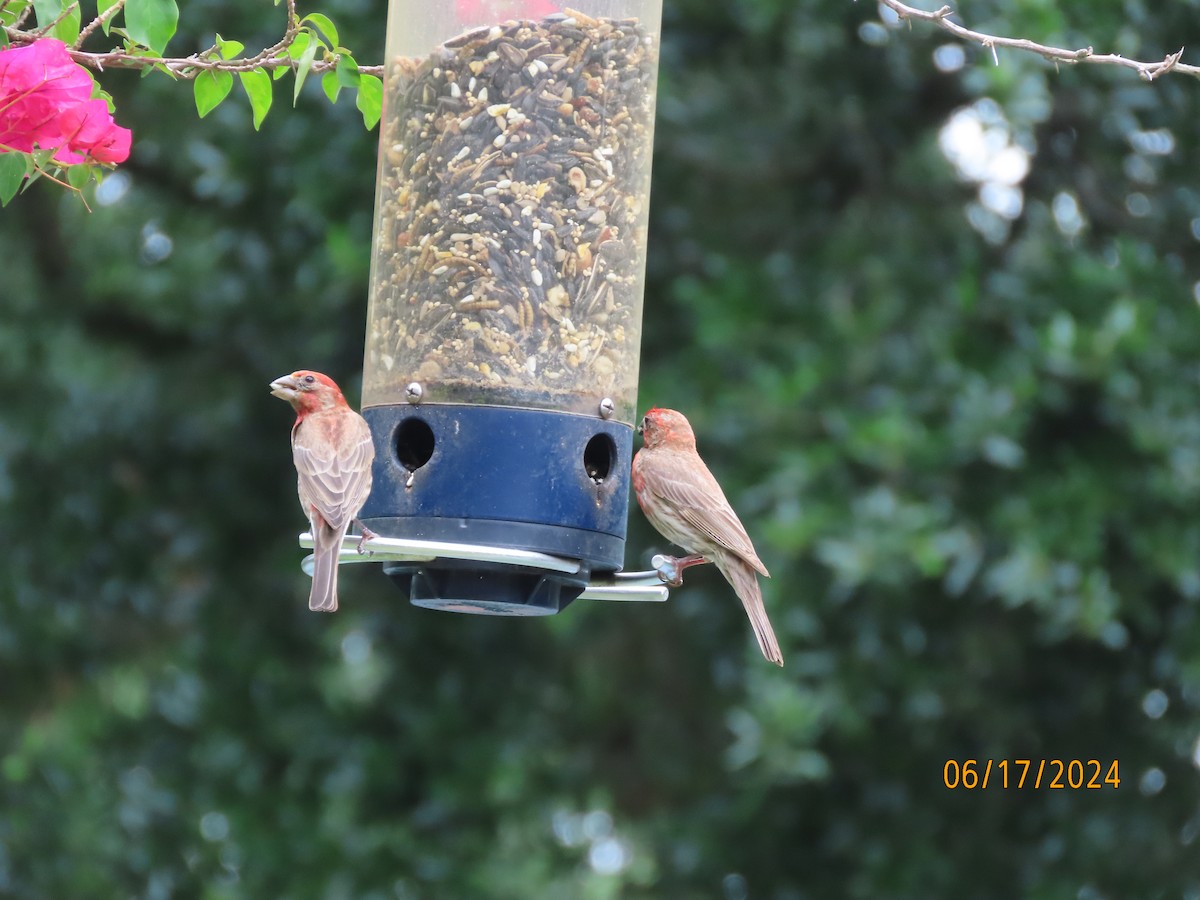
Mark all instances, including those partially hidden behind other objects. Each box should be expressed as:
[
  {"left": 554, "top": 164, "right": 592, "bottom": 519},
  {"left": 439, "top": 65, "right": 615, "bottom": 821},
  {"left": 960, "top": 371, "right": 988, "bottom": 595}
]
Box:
[{"left": 359, "top": 403, "right": 632, "bottom": 615}]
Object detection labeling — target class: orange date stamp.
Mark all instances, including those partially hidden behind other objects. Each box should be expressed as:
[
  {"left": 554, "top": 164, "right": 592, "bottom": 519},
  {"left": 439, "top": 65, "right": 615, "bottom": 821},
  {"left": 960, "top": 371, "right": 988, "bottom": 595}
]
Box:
[{"left": 943, "top": 759, "right": 1121, "bottom": 790}]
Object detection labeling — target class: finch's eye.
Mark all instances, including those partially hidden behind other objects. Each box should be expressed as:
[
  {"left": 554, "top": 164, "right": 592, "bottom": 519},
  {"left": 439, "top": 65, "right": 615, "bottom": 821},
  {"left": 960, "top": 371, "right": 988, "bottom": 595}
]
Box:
[{"left": 303, "top": 374, "right": 316, "bottom": 385}]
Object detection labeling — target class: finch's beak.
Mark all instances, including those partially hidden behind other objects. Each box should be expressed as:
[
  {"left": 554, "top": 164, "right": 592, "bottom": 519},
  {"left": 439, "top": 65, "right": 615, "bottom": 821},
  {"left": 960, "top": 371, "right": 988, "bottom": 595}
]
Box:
[{"left": 270, "top": 374, "right": 300, "bottom": 401}]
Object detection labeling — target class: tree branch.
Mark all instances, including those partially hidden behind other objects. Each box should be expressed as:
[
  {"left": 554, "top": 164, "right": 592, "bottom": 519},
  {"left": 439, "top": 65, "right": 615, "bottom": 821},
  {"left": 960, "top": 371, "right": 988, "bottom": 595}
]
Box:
[
  {"left": 74, "top": 0, "right": 126, "bottom": 50},
  {"left": 877, "top": 0, "right": 1200, "bottom": 82},
  {"left": 2, "top": 0, "right": 384, "bottom": 79},
  {"left": 30, "top": 0, "right": 79, "bottom": 39}
]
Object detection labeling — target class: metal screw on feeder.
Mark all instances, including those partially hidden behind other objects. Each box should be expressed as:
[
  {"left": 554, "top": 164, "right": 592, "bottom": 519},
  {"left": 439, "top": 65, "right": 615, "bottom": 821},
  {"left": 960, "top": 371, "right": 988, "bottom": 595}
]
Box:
[{"left": 327, "top": 0, "right": 665, "bottom": 615}]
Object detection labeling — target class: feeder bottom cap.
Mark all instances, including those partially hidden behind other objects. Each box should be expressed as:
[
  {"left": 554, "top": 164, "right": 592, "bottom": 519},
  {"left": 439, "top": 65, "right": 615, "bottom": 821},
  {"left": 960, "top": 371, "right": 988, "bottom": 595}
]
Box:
[{"left": 411, "top": 597, "right": 558, "bottom": 617}]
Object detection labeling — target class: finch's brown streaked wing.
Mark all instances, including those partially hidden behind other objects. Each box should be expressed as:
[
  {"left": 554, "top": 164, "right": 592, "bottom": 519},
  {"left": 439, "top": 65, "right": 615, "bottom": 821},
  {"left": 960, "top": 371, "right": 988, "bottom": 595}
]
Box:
[
  {"left": 292, "top": 414, "right": 374, "bottom": 529},
  {"left": 646, "top": 453, "right": 769, "bottom": 577}
]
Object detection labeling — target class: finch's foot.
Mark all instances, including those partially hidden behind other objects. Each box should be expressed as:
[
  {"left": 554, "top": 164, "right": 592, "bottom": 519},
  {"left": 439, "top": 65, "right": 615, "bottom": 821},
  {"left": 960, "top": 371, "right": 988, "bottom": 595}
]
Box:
[
  {"left": 356, "top": 523, "right": 378, "bottom": 555},
  {"left": 654, "top": 553, "right": 708, "bottom": 587}
]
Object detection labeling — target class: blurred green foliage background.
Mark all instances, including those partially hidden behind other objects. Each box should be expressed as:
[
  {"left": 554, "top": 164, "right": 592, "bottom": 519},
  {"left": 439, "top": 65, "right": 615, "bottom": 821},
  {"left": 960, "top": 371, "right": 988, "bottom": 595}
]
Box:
[{"left": 3, "top": 0, "right": 1200, "bottom": 896}]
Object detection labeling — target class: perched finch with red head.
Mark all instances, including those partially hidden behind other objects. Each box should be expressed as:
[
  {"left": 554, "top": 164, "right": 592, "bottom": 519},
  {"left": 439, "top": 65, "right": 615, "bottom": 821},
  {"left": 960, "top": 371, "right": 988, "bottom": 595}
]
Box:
[
  {"left": 270, "top": 371, "right": 375, "bottom": 612},
  {"left": 632, "top": 408, "right": 783, "bottom": 666}
]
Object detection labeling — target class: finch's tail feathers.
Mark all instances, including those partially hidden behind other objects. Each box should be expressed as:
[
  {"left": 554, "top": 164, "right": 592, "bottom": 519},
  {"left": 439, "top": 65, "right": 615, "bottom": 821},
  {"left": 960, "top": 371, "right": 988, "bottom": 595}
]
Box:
[
  {"left": 719, "top": 557, "right": 784, "bottom": 666},
  {"left": 309, "top": 522, "right": 344, "bottom": 612}
]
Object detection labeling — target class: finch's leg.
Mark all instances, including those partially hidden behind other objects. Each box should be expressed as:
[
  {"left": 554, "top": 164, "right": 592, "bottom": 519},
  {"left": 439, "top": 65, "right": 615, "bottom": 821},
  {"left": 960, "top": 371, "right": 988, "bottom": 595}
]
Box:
[
  {"left": 655, "top": 553, "right": 708, "bottom": 586},
  {"left": 355, "top": 522, "right": 378, "bottom": 554}
]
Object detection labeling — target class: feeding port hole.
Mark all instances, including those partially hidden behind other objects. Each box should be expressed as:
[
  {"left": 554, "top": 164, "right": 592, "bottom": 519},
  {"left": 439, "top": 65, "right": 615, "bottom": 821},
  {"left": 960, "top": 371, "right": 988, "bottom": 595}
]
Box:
[
  {"left": 584, "top": 433, "right": 616, "bottom": 484},
  {"left": 395, "top": 417, "right": 435, "bottom": 472}
]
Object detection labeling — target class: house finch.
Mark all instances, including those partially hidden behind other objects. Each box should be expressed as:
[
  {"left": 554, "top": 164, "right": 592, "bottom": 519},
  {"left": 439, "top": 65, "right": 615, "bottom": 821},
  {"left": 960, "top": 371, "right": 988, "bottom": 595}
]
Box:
[
  {"left": 632, "top": 408, "right": 783, "bottom": 666},
  {"left": 270, "top": 371, "right": 375, "bottom": 612}
]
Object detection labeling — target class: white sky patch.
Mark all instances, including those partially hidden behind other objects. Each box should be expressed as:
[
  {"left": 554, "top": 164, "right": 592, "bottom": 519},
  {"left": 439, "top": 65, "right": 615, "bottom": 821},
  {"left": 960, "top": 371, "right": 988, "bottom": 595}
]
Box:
[
  {"left": 939, "top": 103, "right": 1030, "bottom": 190},
  {"left": 939, "top": 99, "right": 1034, "bottom": 242},
  {"left": 933, "top": 43, "right": 965, "bottom": 72}
]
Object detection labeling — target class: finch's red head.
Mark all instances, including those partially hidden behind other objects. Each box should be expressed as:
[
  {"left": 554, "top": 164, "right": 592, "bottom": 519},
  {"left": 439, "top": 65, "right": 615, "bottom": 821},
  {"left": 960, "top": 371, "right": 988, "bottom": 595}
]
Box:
[
  {"left": 639, "top": 407, "right": 696, "bottom": 450},
  {"left": 269, "top": 370, "right": 348, "bottom": 415}
]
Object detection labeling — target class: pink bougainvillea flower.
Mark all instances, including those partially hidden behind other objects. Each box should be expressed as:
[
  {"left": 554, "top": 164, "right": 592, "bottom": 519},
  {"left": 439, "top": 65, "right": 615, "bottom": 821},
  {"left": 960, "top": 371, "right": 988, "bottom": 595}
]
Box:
[
  {"left": 0, "top": 39, "right": 93, "bottom": 103},
  {"left": 0, "top": 38, "right": 130, "bottom": 165},
  {"left": 56, "top": 98, "right": 132, "bottom": 164},
  {"left": 81, "top": 117, "right": 131, "bottom": 164}
]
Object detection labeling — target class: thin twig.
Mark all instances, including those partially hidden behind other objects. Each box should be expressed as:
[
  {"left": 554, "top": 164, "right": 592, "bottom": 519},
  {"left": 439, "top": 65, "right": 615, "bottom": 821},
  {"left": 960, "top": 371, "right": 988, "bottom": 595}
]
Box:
[
  {"left": 877, "top": 0, "right": 1200, "bottom": 82},
  {"left": 75, "top": 0, "right": 126, "bottom": 50},
  {"left": 4, "top": 0, "right": 383, "bottom": 79},
  {"left": 12, "top": 3, "right": 33, "bottom": 29},
  {"left": 30, "top": 0, "right": 79, "bottom": 39}
]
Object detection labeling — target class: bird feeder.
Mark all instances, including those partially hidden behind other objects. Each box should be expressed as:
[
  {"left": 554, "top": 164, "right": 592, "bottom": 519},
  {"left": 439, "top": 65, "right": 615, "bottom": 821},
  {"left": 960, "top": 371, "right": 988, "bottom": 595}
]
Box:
[{"left": 354, "top": 0, "right": 664, "bottom": 614}]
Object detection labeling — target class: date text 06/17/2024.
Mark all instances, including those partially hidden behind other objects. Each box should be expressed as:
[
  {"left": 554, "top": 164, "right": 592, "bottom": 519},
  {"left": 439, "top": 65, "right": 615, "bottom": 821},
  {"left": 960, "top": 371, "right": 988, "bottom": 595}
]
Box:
[{"left": 943, "top": 759, "right": 1121, "bottom": 790}]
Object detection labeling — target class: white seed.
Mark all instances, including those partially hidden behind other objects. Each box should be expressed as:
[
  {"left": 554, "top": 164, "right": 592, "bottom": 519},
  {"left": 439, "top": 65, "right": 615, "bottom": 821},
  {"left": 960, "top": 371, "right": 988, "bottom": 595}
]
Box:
[
  {"left": 496, "top": 179, "right": 512, "bottom": 189},
  {"left": 452, "top": 146, "right": 471, "bottom": 163},
  {"left": 449, "top": 82, "right": 461, "bottom": 98},
  {"left": 487, "top": 103, "right": 511, "bottom": 117},
  {"left": 493, "top": 134, "right": 507, "bottom": 148},
  {"left": 531, "top": 268, "right": 543, "bottom": 286},
  {"left": 431, "top": 265, "right": 448, "bottom": 275}
]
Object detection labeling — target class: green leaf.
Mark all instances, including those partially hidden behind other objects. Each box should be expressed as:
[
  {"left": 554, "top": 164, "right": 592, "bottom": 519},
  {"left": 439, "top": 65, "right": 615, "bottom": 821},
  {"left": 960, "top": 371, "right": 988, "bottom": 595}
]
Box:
[
  {"left": 67, "top": 162, "right": 93, "bottom": 191},
  {"left": 272, "top": 64, "right": 290, "bottom": 82},
  {"left": 286, "top": 31, "right": 311, "bottom": 61},
  {"left": 194, "top": 69, "right": 234, "bottom": 118},
  {"left": 322, "top": 70, "right": 342, "bottom": 104},
  {"left": 301, "top": 13, "right": 338, "bottom": 49},
  {"left": 214, "top": 33, "right": 244, "bottom": 60},
  {"left": 356, "top": 74, "right": 382, "bottom": 129},
  {"left": 335, "top": 54, "right": 360, "bottom": 89},
  {"left": 30, "top": 147, "right": 57, "bottom": 169},
  {"left": 33, "top": 0, "right": 81, "bottom": 43},
  {"left": 0, "top": 152, "right": 28, "bottom": 206},
  {"left": 0, "top": 1, "right": 32, "bottom": 30},
  {"left": 292, "top": 35, "right": 319, "bottom": 105},
  {"left": 124, "top": 0, "right": 178, "bottom": 54},
  {"left": 238, "top": 69, "right": 273, "bottom": 130}
]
